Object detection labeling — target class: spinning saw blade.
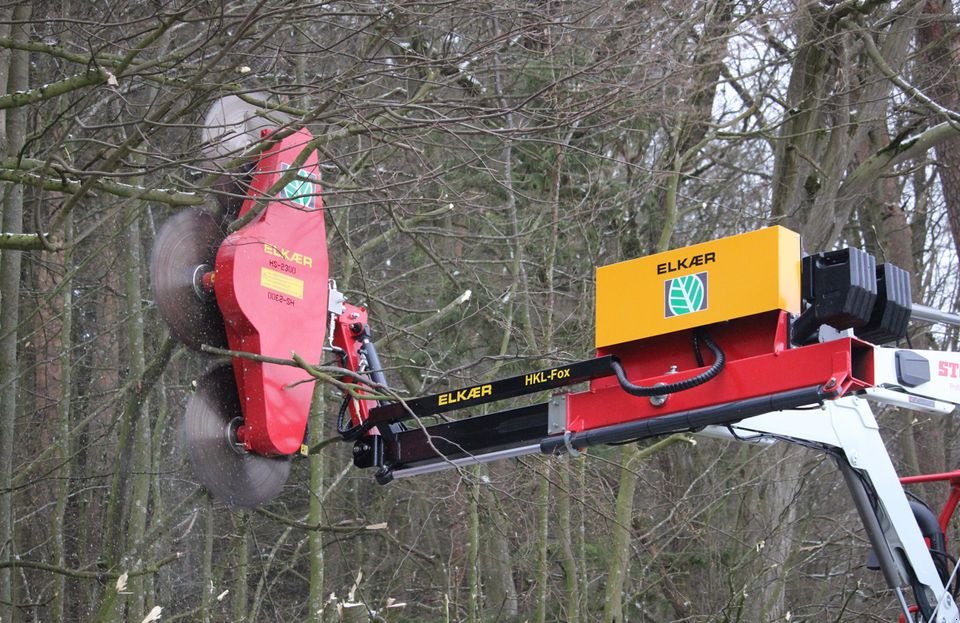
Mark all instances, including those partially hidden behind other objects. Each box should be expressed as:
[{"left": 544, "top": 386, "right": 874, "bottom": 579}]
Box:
[
  {"left": 200, "top": 93, "right": 289, "bottom": 212},
  {"left": 184, "top": 364, "right": 292, "bottom": 508},
  {"left": 150, "top": 208, "right": 227, "bottom": 352}
]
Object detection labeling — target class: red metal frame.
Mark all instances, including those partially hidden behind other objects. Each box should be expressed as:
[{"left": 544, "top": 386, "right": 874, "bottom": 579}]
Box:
[
  {"left": 900, "top": 470, "right": 960, "bottom": 545},
  {"left": 214, "top": 128, "right": 328, "bottom": 456},
  {"left": 893, "top": 471, "right": 960, "bottom": 622},
  {"left": 566, "top": 310, "right": 874, "bottom": 433},
  {"left": 330, "top": 301, "right": 376, "bottom": 427}
]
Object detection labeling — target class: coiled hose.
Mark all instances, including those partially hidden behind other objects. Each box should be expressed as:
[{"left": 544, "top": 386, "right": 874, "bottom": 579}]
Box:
[{"left": 610, "top": 333, "right": 725, "bottom": 397}]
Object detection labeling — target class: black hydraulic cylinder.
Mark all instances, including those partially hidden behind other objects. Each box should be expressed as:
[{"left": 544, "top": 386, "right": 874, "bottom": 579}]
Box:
[
  {"left": 540, "top": 385, "right": 826, "bottom": 455},
  {"left": 378, "top": 402, "right": 550, "bottom": 469}
]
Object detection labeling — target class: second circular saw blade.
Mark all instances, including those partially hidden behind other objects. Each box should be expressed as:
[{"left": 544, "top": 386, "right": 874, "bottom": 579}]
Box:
[
  {"left": 150, "top": 208, "right": 227, "bottom": 352},
  {"left": 183, "top": 364, "right": 292, "bottom": 509}
]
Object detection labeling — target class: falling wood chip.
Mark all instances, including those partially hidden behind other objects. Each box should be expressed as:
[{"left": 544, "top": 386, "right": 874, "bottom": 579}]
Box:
[{"left": 347, "top": 570, "right": 363, "bottom": 602}]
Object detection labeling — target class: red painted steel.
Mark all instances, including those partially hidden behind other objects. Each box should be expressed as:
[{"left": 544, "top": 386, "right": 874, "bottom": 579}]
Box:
[
  {"left": 331, "top": 302, "right": 375, "bottom": 428},
  {"left": 567, "top": 311, "right": 874, "bottom": 433},
  {"left": 214, "top": 128, "right": 328, "bottom": 455},
  {"left": 900, "top": 470, "right": 960, "bottom": 535}
]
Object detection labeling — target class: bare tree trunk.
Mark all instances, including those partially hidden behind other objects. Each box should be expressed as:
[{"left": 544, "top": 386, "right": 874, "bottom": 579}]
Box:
[
  {"left": 602, "top": 436, "right": 691, "bottom": 623},
  {"left": 466, "top": 468, "right": 481, "bottom": 623},
  {"left": 51, "top": 214, "right": 74, "bottom": 621},
  {"left": 308, "top": 383, "right": 327, "bottom": 621},
  {"left": 476, "top": 476, "right": 519, "bottom": 621},
  {"left": 557, "top": 461, "right": 580, "bottom": 623},
  {"left": 232, "top": 513, "right": 250, "bottom": 622},
  {"left": 534, "top": 461, "right": 550, "bottom": 623},
  {"left": 917, "top": 0, "right": 960, "bottom": 258},
  {"left": 577, "top": 458, "right": 589, "bottom": 620},
  {"left": 773, "top": 4, "right": 921, "bottom": 249},
  {"left": 645, "top": 0, "right": 736, "bottom": 251},
  {"left": 755, "top": 446, "right": 801, "bottom": 621},
  {"left": 121, "top": 198, "right": 153, "bottom": 619},
  {"left": 202, "top": 500, "right": 215, "bottom": 623},
  {"left": 90, "top": 205, "right": 151, "bottom": 621},
  {"left": 602, "top": 445, "right": 640, "bottom": 623},
  {"left": 855, "top": 126, "right": 924, "bottom": 478},
  {"left": 0, "top": 7, "right": 30, "bottom": 620}
]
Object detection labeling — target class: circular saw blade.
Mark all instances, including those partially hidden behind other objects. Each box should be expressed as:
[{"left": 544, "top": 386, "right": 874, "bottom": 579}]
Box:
[
  {"left": 150, "top": 208, "right": 228, "bottom": 352},
  {"left": 184, "top": 364, "right": 292, "bottom": 509},
  {"left": 200, "top": 93, "right": 278, "bottom": 166},
  {"left": 200, "top": 93, "right": 280, "bottom": 214},
  {"left": 200, "top": 94, "right": 289, "bottom": 212}
]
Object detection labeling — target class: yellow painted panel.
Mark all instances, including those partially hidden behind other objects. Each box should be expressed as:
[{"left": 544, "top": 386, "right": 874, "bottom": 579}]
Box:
[
  {"left": 595, "top": 226, "right": 801, "bottom": 348},
  {"left": 260, "top": 267, "right": 304, "bottom": 299}
]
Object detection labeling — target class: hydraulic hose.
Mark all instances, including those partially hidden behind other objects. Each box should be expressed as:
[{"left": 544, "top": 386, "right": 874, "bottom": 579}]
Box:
[{"left": 610, "top": 333, "right": 725, "bottom": 397}]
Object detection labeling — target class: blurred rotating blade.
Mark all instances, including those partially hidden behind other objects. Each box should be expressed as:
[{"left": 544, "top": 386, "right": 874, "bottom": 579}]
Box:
[
  {"left": 200, "top": 93, "right": 284, "bottom": 166},
  {"left": 201, "top": 94, "right": 289, "bottom": 212},
  {"left": 150, "top": 208, "right": 227, "bottom": 352},
  {"left": 184, "top": 365, "right": 291, "bottom": 509}
]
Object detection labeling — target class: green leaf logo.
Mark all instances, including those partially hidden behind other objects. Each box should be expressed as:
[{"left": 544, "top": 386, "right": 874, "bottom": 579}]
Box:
[
  {"left": 279, "top": 163, "right": 318, "bottom": 210},
  {"left": 665, "top": 272, "right": 708, "bottom": 317}
]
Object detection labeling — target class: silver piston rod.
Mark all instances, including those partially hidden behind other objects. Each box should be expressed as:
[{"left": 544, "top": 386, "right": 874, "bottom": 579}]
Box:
[{"left": 913, "top": 304, "right": 960, "bottom": 328}]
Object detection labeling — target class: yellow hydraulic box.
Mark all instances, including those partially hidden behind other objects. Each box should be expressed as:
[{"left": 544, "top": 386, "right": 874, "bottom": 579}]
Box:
[{"left": 595, "top": 226, "right": 802, "bottom": 349}]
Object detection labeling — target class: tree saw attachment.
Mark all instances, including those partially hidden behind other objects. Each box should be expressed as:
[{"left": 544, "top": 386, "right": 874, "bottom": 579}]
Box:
[
  {"left": 150, "top": 105, "right": 960, "bottom": 622},
  {"left": 152, "top": 97, "right": 327, "bottom": 508}
]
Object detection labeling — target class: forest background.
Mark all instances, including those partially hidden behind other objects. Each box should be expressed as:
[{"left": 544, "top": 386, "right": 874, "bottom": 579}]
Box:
[{"left": 3, "top": 0, "right": 960, "bottom": 621}]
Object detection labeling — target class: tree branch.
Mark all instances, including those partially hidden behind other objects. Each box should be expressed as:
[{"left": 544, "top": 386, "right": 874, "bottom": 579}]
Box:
[
  {"left": 838, "top": 120, "right": 960, "bottom": 203},
  {"left": 0, "top": 68, "right": 106, "bottom": 110},
  {"left": 0, "top": 232, "right": 44, "bottom": 250},
  {"left": 0, "top": 158, "right": 204, "bottom": 206},
  {"left": 0, "top": 552, "right": 182, "bottom": 580},
  {"left": 856, "top": 15, "right": 960, "bottom": 123}
]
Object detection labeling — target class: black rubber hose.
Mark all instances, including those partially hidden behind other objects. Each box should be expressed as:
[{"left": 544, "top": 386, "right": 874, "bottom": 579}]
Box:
[
  {"left": 907, "top": 499, "right": 950, "bottom": 586},
  {"left": 337, "top": 397, "right": 356, "bottom": 437},
  {"left": 610, "top": 333, "right": 725, "bottom": 397},
  {"left": 360, "top": 336, "right": 388, "bottom": 389}
]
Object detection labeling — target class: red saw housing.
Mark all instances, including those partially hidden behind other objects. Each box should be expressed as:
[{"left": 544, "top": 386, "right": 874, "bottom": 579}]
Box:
[{"left": 213, "top": 128, "right": 329, "bottom": 456}]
